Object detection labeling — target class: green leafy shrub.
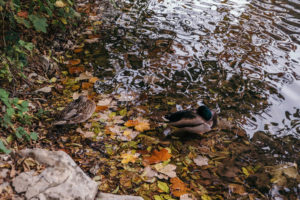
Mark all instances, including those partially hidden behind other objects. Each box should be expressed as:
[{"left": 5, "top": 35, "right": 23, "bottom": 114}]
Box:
[
  {"left": 0, "top": 0, "right": 79, "bottom": 83},
  {"left": 0, "top": 88, "right": 38, "bottom": 154}
]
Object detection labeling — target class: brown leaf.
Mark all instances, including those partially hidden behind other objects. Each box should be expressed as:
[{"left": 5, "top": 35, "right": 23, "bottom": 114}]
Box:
[
  {"left": 143, "top": 148, "right": 171, "bottom": 165},
  {"left": 170, "top": 177, "right": 189, "bottom": 197},
  {"left": 89, "top": 77, "right": 99, "bottom": 83},
  {"left": 69, "top": 66, "right": 85, "bottom": 74},
  {"left": 228, "top": 184, "right": 247, "bottom": 195},
  {"left": 82, "top": 82, "right": 93, "bottom": 89},
  {"left": 74, "top": 48, "right": 83, "bottom": 53},
  {"left": 95, "top": 105, "right": 109, "bottom": 112},
  {"left": 67, "top": 59, "right": 81, "bottom": 66}
]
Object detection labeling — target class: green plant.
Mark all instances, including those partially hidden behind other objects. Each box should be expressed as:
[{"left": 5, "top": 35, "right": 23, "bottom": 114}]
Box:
[
  {"left": 0, "top": 88, "right": 38, "bottom": 153},
  {"left": 0, "top": 40, "right": 34, "bottom": 82},
  {"left": 0, "top": 0, "right": 79, "bottom": 83}
]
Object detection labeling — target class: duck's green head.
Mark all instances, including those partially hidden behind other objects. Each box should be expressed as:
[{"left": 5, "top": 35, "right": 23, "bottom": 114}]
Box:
[{"left": 197, "top": 105, "right": 212, "bottom": 121}]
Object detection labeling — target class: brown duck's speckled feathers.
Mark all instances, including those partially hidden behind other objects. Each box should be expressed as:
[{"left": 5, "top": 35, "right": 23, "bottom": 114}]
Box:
[{"left": 53, "top": 96, "right": 96, "bottom": 125}]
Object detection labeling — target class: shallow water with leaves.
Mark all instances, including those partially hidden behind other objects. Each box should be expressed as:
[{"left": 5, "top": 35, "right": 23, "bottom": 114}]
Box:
[{"left": 87, "top": 0, "right": 300, "bottom": 139}]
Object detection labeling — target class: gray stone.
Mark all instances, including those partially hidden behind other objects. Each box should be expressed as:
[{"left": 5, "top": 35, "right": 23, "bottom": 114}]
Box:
[
  {"left": 13, "top": 148, "right": 98, "bottom": 200},
  {"left": 97, "top": 193, "right": 144, "bottom": 200}
]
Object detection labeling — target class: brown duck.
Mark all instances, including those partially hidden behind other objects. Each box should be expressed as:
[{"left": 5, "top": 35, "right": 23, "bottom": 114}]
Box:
[{"left": 53, "top": 95, "right": 96, "bottom": 125}]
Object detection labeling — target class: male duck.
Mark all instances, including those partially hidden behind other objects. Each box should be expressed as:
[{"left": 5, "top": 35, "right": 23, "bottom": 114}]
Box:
[
  {"left": 165, "top": 105, "right": 218, "bottom": 135},
  {"left": 53, "top": 95, "right": 96, "bottom": 125}
]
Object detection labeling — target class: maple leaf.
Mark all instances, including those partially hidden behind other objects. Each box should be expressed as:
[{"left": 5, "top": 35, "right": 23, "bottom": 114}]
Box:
[
  {"left": 124, "top": 118, "right": 150, "bottom": 132},
  {"left": 170, "top": 177, "right": 189, "bottom": 197},
  {"left": 135, "top": 121, "right": 150, "bottom": 132},
  {"left": 143, "top": 148, "right": 172, "bottom": 166},
  {"left": 124, "top": 120, "right": 139, "bottom": 127},
  {"left": 120, "top": 151, "right": 140, "bottom": 164}
]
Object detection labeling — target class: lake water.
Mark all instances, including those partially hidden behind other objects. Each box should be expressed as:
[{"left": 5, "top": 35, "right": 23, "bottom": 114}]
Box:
[{"left": 92, "top": 0, "right": 300, "bottom": 138}]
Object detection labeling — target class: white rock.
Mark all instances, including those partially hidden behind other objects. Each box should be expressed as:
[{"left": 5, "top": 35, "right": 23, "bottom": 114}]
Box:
[
  {"left": 13, "top": 148, "right": 98, "bottom": 200},
  {"left": 96, "top": 193, "right": 144, "bottom": 200}
]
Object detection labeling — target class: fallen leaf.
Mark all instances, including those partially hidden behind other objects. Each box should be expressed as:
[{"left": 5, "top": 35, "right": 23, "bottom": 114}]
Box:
[
  {"left": 228, "top": 184, "right": 247, "bottom": 195},
  {"left": 89, "top": 77, "right": 99, "bottom": 83},
  {"left": 154, "top": 163, "right": 177, "bottom": 178},
  {"left": 74, "top": 48, "right": 83, "bottom": 53},
  {"left": 120, "top": 151, "right": 140, "bottom": 164},
  {"left": 124, "top": 120, "right": 139, "bottom": 127},
  {"left": 180, "top": 194, "right": 196, "bottom": 200},
  {"left": 85, "top": 38, "right": 99, "bottom": 43},
  {"left": 72, "top": 91, "right": 88, "bottom": 99},
  {"left": 66, "top": 59, "right": 81, "bottom": 66},
  {"left": 201, "top": 194, "right": 212, "bottom": 200},
  {"left": 82, "top": 82, "right": 93, "bottom": 89},
  {"left": 125, "top": 118, "right": 150, "bottom": 132},
  {"left": 35, "top": 86, "right": 53, "bottom": 93},
  {"left": 135, "top": 120, "right": 150, "bottom": 132},
  {"left": 55, "top": 0, "right": 66, "bottom": 7},
  {"left": 118, "top": 129, "right": 139, "bottom": 141},
  {"left": 170, "top": 177, "right": 189, "bottom": 197},
  {"left": 158, "top": 181, "right": 169, "bottom": 193},
  {"left": 97, "top": 98, "right": 113, "bottom": 106},
  {"left": 76, "top": 127, "right": 95, "bottom": 138},
  {"left": 69, "top": 66, "right": 85, "bottom": 74},
  {"left": 75, "top": 71, "right": 93, "bottom": 81},
  {"left": 17, "top": 11, "right": 28, "bottom": 18},
  {"left": 95, "top": 105, "right": 109, "bottom": 112},
  {"left": 193, "top": 155, "right": 209, "bottom": 167},
  {"left": 143, "top": 148, "right": 172, "bottom": 165}
]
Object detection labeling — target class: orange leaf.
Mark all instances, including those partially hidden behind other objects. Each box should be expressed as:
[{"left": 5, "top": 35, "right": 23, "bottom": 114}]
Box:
[
  {"left": 125, "top": 120, "right": 139, "bottom": 127},
  {"left": 89, "top": 77, "right": 99, "bottom": 83},
  {"left": 143, "top": 148, "right": 171, "bottom": 165},
  {"left": 17, "top": 11, "right": 28, "bottom": 18},
  {"left": 74, "top": 48, "right": 83, "bottom": 53},
  {"left": 88, "top": 34, "right": 101, "bottom": 39},
  {"left": 95, "top": 105, "right": 108, "bottom": 112},
  {"left": 82, "top": 82, "right": 93, "bottom": 89},
  {"left": 170, "top": 177, "right": 189, "bottom": 197},
  {"left": 69, "top": 66, "right": 85, "bottom": 74},
  {"left": 134, "top": 121, "right": 150, "bottom": 132},
  {"left": 67, "top": 59, "right": 81, "bottom": 66}
]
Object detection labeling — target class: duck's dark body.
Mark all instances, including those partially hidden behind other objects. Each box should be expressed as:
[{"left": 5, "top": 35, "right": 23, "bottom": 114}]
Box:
[
  {"left": 165, "top": 105, "right": 217, "bottom": 135},
  {"left": 53, "top": 96, "right": 96, "bottom": 125}
]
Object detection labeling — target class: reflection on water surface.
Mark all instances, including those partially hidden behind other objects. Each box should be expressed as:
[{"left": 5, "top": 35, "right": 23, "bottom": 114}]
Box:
[{"left": 91, "top": 0, "right": 300, "bottom": 138}]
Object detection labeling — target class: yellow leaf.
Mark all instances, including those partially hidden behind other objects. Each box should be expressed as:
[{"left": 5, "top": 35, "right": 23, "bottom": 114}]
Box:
[
  {"left": 50, "top": 77, "right": 57, "bottom": 83},
  {"left": 120, "top": 151, "right": 140, "bottom": 164},
  {"left": 157, "top": 181, "right": 169, "bottom": 193},
  {"left": 201, "top": 194, "right": 212, "bottom": 200},
  {"left": 55, "top": 0, "right": 66, "bottom": 7},
  {"left": 123, "top": 129, "right": 132, "bottom": 137},
  {"left": 135, "top": 121, "right": 150, "bottom": 132},
  {"left": 60, "top": 18, "right": 67, "bottom": 25},
  {"left": 242, "top": 167, "right": 250, "bottom": 177},
  {"left": 93, "top": 21, "right": 102, "bottom": 26}
]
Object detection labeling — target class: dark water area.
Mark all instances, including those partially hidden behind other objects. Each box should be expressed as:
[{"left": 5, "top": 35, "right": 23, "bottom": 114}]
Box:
[{"left": 88, "top": 0, "right": 300, "bottom": 139}]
